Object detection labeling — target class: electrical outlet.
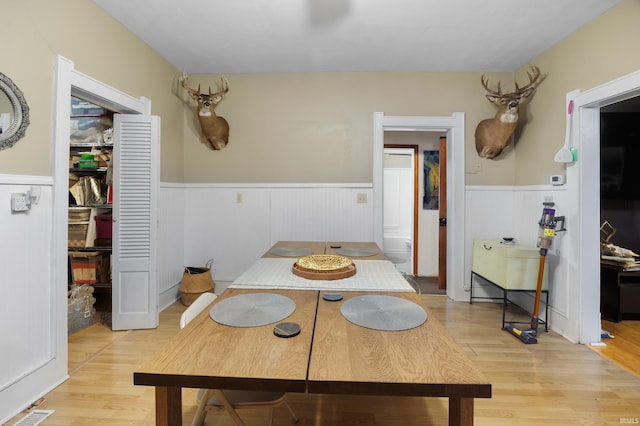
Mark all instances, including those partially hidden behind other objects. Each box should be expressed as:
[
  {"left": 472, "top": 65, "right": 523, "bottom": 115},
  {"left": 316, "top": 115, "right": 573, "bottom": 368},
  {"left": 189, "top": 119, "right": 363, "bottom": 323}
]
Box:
[
  {"left": 236, "top": 193, "right": 243, "bottom": 203},
  {"left": 357, "top": 193, "right": 367, "bottom": 203},
  {"left": 11, "top": 193, "right": 30, "bottom": 212}
]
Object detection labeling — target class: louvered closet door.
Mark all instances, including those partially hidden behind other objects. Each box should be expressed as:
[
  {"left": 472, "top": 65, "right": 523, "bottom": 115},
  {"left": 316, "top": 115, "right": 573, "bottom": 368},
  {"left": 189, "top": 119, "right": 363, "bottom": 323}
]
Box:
[{"left": 112, "top": 114, "right": 160, "bottom": 330}]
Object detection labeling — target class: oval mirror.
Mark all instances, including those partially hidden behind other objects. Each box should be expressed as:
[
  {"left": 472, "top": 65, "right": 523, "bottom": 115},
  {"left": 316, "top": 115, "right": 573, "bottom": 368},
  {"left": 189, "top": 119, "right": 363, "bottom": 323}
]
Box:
[{"left": 0, "top": 72, "right": 30, "bottom": 150}]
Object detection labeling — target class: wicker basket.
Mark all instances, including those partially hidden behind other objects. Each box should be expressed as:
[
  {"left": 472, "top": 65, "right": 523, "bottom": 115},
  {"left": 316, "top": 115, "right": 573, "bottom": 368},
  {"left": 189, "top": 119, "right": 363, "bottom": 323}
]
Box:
[{"left": 180, "top": 260, "right": 215, "bottom": 306}]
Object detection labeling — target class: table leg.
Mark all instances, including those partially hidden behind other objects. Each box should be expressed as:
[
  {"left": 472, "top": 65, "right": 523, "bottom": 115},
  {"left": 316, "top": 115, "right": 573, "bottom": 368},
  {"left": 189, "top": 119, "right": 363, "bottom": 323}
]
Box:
[
  {"left": 449, "top": 397, "right": 474, "bottom": 426},
  {"left": 155, "top": 386, "right": 182, "bottom": 425}
]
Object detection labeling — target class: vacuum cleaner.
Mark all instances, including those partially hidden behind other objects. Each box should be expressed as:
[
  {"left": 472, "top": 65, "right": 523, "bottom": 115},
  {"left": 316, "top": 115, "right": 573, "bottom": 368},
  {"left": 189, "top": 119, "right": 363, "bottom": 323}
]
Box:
[{"left": 504, "top": 202, "right": 564, "bottom": 344}]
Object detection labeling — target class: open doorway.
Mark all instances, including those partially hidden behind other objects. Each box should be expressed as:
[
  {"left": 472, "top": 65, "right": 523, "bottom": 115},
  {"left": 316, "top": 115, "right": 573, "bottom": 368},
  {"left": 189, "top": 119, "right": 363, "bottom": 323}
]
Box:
[
  {"left": 593, "top": 95, "right": 640, "bottom": 376},
  {"left": 569, "top": 69, "right": 640, "bottom": 344},
  {"left": 372, "top": 112, "right": 466, "bottom": 301},
  {"left": 383, "top": 133, "right": 446, "bottom": 282},
  {"left": 54, "top": 56, "right": 155, "bottom": 371}
]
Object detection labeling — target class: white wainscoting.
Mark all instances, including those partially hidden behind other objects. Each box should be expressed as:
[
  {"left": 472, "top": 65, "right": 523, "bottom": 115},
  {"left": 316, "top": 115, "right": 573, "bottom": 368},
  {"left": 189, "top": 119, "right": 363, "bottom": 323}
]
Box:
[
  {"left": 0, "top": 175, "right": 67, "bottom": 424},
  {"left": 157, "top": 184, "right": 185, "bottom": 309},
  {"left": 181, "top": 183, "right": 374, "bottom": 291},
  {"left": 465, "top": 185, "right": 571, "bottom": 338}
]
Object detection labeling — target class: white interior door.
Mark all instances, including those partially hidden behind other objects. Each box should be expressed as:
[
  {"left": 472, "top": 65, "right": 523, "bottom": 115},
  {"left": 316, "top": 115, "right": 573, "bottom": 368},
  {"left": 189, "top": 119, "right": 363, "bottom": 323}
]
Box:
[{"left": 111, "top": 114, "right": 160, "bottom": 330}]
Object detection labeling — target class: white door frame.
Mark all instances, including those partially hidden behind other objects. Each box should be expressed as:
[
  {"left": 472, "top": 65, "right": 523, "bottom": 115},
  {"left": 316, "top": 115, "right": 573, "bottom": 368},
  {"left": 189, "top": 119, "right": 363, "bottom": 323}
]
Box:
[
  {"left": 568, "top": 69, "right": 640, "bottom": 344},
  {"left": 373, "top": 112, "right": 465, "bottom": 301},
  {"left": 53, "top": 55, "right": 150, "bottom": 343}
]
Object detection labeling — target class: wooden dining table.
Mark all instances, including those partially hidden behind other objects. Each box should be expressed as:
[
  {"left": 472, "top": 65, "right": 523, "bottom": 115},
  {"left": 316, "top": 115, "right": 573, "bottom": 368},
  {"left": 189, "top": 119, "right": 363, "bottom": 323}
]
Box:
[{"left": 133, "top": 242, "right": 491, "bottom": 425}]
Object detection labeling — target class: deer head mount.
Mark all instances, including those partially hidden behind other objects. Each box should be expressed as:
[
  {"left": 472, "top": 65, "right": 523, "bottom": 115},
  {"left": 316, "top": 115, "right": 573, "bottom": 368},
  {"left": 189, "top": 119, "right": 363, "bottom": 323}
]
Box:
[
  {"left": 180, "top": 73, "right": 230, "bottom": 150},
  {"left": 474, "top": 65, "right": 547, "bottom": 159}
]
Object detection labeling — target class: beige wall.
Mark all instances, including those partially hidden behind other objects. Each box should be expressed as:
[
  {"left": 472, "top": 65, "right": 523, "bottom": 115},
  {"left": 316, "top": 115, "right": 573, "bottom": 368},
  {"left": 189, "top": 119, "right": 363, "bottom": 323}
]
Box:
[
  {"left": 0, "top": 0, "right": 184, "bottom": 182},
  {"left": 181, "top": 0, "right": 640, "bottom": 185},
  {"left": 2, "top": 0, "right": 638, "bottom": 186},
  {"left": 179, "top": 73, "right": 514, "bottom": 184},
  {"left": 514, "top": 0, "right": 640, "bottom": 185},
  {"left": 181, "top": 71, "right": 517, "bottom": 184}
]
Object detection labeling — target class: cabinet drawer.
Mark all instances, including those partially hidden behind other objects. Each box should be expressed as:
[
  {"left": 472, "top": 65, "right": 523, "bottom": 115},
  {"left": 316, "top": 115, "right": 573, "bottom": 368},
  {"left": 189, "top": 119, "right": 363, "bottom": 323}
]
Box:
[
  {"left": 472, "top": 239, "right": 548, "bottom": 290},
  {"left": 619, "top": 284, "right": 640, "bottom": 313}
]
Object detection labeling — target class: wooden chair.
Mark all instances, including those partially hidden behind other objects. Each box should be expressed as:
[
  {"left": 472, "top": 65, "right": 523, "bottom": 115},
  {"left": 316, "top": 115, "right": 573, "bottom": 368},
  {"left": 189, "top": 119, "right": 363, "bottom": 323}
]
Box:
[{"left": 180, "top": 292, "right": 299, "bottom": 426}]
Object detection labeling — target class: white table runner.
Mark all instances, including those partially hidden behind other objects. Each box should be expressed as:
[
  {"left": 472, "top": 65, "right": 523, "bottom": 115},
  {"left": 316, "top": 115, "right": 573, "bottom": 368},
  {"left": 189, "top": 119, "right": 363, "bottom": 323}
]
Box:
[{"left": 230, "top": 258, "right": 414, "bottom": 292}]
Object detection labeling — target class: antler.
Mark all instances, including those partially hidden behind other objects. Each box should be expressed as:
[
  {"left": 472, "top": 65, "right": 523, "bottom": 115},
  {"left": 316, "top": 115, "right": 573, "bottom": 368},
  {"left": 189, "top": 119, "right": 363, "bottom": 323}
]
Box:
[
  {"left": 480, "top": 74, "right": 502, "bottom": 97},
  {"left": 182, "top": 72, "right": 229, "bottom": 99},
  {"left": 514, "top": 65, "right": 544, "bottom": 94},
  {"left": 481, "top": 64, "right": 546, "bottom": 98},
  {"left": 209, "top": 77, "right": 229, "bottom": 98},
  {"left": 180, "top": 72, "right": 201, "bottom": 97}
]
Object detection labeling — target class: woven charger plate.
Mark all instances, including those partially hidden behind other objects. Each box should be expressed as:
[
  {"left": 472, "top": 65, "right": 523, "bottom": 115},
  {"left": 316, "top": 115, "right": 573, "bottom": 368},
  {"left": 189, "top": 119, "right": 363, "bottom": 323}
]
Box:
[
  {"left": 335, "top": 247, "right": 379, "bottom": 257},
  {"left": 292, "top": 254, "right": 356, "bottom": 280},
  {"left": 209, "top": 293, "right": 296, "bottom": 327},
  {"left": 340, "top": 295, "right": 427, "bottom": 331},
  {"left": 269, "top": 246, "right": 314, "bottom": 257}
]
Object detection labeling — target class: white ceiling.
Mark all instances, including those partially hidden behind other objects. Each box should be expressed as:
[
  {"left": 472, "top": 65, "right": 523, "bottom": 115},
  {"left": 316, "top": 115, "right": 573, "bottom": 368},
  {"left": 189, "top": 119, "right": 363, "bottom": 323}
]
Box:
[{"left": 92, "top": 0, "right": 620, "bottom": 74}]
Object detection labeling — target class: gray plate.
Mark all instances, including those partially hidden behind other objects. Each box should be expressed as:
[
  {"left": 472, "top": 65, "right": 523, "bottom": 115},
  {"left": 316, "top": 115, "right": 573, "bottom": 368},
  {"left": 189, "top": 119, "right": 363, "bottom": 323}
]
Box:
[
  {"left": 210, "top": 293, "right": 296, "bottom": 327},
  {"left": 335, "top": 247, "right": 378, "bottom": 257},
  {"left": 340, "top": 295, "right": 427, "bottom": 331},
  {"left": 270, "top": 246, "right": 314, "bottom": 257}
]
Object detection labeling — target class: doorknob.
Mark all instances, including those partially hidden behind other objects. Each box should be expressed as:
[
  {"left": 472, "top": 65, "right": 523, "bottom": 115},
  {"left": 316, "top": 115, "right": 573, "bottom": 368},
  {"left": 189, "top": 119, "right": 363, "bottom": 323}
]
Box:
[{"left": 439, "top": 217, "right": 447, "bottom": 226}]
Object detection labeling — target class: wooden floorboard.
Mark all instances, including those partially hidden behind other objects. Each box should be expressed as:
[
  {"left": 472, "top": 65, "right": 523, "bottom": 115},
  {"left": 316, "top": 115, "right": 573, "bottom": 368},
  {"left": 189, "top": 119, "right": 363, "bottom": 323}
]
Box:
[
  {"left": 6, "top": 296, "right": 640, "bottom": 425},
  {"left": 589, "top": 319, "right": 640, "bottom": 379}
]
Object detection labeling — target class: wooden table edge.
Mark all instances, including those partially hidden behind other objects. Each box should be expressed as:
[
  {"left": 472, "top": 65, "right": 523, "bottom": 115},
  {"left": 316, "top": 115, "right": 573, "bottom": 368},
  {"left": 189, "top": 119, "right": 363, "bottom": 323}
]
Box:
[
  {"left": 306, "top": 381, "right": 491, "bottom": 398},
  {"left": 133, "top": 372, "right": 309, "bottom": 393}
]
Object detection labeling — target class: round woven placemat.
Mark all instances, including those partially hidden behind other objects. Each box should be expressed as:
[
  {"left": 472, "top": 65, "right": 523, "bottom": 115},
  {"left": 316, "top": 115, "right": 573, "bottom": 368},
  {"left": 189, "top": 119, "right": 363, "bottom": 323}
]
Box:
[
  {"left": 335, "top": 247, "right": 379, "bottom": 257},
  {"left": 340, "top": 295, "right": 427, "bottom": 331},
  {"left": 209, "top": 293, "right": 296, "bottom": 327},
  {"left": 269, "top": 246, "right": 314, "bottom": 257}
]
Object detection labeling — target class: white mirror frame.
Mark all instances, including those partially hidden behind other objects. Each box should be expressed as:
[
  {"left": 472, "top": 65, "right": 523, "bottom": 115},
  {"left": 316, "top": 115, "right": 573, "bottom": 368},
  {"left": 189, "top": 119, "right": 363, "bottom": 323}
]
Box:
[{"left": 0, "top": 71, "right": 30, "bottom": 150}]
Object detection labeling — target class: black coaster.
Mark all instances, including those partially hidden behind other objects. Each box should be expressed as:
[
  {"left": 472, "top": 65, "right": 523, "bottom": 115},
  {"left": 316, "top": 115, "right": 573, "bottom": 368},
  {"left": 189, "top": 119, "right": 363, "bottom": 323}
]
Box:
[
  {"left": 274, "top": 322, "right": 301, "bottom": 338},
  {"left": 322, "top": 292, "right": 343, "bottom": 302}
]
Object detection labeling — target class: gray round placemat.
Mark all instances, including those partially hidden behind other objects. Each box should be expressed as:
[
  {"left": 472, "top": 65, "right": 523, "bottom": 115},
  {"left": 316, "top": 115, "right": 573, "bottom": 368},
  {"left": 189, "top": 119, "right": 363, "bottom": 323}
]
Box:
[
  {"left": 210, "top": 293, "right": 296, "bottom": 327},
  {"left": 335, "top": 247, "right": 378, "bottom": 257},
  {"left": 340, "top": 295, "right": 427, "bottom": 331},
  {"left": 269, "top": 246, "right": 314, "bottom": 257}
]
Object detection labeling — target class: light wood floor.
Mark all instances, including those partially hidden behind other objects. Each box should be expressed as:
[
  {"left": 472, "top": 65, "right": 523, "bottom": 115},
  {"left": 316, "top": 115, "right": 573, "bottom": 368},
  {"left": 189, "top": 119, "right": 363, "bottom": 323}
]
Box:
[
  {"left": 589, "top": 319, "right": 640, "bottom": 378},
  {"left": 6, "top": 296, "right": 640, "bottom": 426}
]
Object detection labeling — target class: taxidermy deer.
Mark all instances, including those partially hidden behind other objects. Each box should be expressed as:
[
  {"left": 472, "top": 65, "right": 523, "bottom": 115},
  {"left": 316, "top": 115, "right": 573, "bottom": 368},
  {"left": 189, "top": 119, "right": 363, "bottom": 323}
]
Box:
[
  {"left": 474, "top": 65, "right": 546, "bottom": 159},
  {"left": 180, "top": 73, "right": 230, "bottom": 150}
]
